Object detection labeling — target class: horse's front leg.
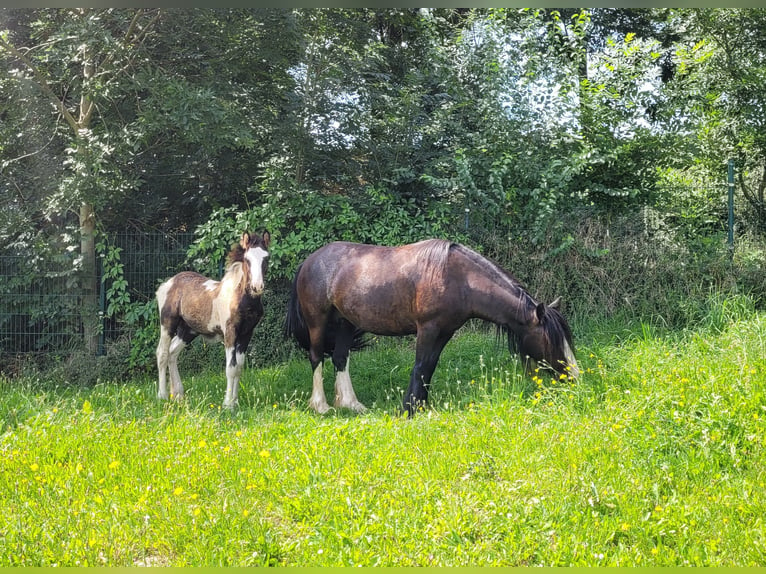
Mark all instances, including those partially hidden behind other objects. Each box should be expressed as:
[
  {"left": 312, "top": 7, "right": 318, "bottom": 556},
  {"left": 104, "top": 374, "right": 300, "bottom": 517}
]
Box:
[
  {"left": 223, "top": 345, "right": 243, "bottom": 409},
  {"left": 223, "top": 327, "right": 255, "bottom": 409},
  {"left": 403, "top": 326, "right": 454, "bottom": 417}
]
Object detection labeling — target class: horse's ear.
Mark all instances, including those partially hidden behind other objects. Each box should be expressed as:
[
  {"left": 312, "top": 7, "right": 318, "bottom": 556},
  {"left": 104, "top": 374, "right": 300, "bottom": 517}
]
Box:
[
  {"left": 262, "top": 230, "right": 271, "bottom": 249},
  {"left": 550, "top": 296, "right": 561, "bottom": 309},
  {"left": 240, "top": 232, "right": 250, "bottom": 249},
  {"left": 535, "top": 302, "right": 546, "bottom": 321}
]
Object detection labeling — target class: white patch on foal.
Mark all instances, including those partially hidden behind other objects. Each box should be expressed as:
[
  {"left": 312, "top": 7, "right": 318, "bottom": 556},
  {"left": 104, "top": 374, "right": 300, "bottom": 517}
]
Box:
[{"left": 207, "top": 281, "right": 234, "bottom": 338}]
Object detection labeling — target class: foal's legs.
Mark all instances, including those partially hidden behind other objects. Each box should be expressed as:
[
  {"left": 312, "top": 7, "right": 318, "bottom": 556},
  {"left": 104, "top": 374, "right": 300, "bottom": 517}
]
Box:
[
  {"left": 223, "top": 329, "right": 254, "bottom": 409},
  {"left": 332, "top": 321, "right": 365, "bottom": 413},
  {"left": 158, "top": 329, "right": 187, "bottom": 401},
  {"left": 167, "top": 335, "right": 187, "bottom": 399},
  {"left": 156, "top": 327, "right": 172, "bottom": 400},
  {"left": 403, "top": 324, "right": 454, "bottom": 416},
  {"left": 223, "top": 346, "right": 243, "bottom": 408}
]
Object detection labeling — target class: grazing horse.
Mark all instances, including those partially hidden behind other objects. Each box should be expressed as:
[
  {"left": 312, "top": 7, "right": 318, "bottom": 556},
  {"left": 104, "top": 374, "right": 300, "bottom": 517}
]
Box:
[
  {"left": 155, "top": 230, "right": 270, "bottom": 408},
  {"left": 285, "top": 239, "right": 578, "bottom": 417}
]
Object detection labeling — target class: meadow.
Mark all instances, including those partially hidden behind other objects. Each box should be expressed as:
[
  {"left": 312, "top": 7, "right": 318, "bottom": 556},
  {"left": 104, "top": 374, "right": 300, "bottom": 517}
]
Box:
[{"left": 0, "top": 296, "right": 765, "bottom": 566}]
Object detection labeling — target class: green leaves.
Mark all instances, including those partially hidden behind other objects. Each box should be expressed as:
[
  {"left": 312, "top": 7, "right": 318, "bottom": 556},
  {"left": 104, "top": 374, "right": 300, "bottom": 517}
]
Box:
[{"left": 187, "top": 186, "right": 466, "bottom": 283}]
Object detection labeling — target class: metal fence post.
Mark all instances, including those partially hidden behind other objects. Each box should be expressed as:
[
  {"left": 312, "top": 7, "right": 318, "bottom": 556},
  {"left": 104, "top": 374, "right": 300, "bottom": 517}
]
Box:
[
  {"left": 98, "top": 253, "right": 106, "bottom": 356},
  {"left": 728, "top": 158, "right": 735, "bottom": 258}
]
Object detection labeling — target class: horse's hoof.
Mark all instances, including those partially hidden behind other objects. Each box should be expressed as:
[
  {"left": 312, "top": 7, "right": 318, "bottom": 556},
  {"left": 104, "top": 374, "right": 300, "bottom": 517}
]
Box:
[
  {"left": 346, "top": 401, "right": 367, "bottom": 413},
  {"left": 309, "top": 401, "right": 332, "bottom": 415}
]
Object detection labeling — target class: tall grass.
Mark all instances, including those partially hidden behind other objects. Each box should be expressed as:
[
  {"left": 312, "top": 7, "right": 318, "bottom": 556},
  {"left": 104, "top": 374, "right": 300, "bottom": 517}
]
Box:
[{"left": 0, "top": 296, "right": 764, "bottom": 566}]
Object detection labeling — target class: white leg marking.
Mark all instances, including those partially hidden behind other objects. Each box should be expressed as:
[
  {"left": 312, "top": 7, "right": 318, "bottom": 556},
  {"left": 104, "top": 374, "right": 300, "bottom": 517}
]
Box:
[
  {"left": 334, "top": 358, "right": 366, "bottom": 413},
  {"left": 156, "top": 327, "right": 171, "bottom": 400},
  {"left": 224, "top": 347, "right": 244, "bottom": 409},
  {"left": 168, "top": 336, "right": 186, "bottom": 400},
  {"left": 308, "top": 362, "right": 331, "bottom": 414}
]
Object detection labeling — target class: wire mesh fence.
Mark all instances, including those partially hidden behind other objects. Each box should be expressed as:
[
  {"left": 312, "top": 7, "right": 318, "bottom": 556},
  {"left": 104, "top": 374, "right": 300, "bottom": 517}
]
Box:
[
  {"left": 0, "top": 252, "right": 84, "bottom": 355},
  {"left": 100, "top": 231, "right": 196, "bottom": 347},
  {"left": 0, "top": 231, "right": 195, "bottom": 361}
]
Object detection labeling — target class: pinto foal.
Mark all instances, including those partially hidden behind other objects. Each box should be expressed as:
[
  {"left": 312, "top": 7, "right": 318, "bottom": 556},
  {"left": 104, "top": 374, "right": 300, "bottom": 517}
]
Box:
[{"left": 155, "top": 231, "right": 270, "bottom": 408}]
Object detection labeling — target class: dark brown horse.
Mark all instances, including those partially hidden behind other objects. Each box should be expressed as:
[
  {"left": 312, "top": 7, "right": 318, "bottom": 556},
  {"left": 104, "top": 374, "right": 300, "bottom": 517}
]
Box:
[
  {"left": 285, "top": 239, "right": 578, "bottom": 416},
  {"left": 156, "top": 231, "right": 270, "bottom": 408}
]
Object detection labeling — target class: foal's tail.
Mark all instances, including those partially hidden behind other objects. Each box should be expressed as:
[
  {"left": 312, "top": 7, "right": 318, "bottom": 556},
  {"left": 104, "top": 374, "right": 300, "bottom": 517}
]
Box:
[{"left": 284, "top": 263, "right": 368, "bottom": 356}]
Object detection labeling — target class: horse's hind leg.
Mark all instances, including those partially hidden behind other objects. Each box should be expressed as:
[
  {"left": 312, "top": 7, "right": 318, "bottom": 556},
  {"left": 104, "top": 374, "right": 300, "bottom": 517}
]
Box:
[
  {"left": 167, "top": 335, "right": 187, "bottom": 400},
  {"left": 307, "top": 323, "right": 332, "bottom": 414},
  {"left": 309, "top": 361, "right": 330, "bottom": 414},
  {"left": 334, "top": 357, "right": 366, "bottom": 413},
  {"left": 332, "top": 321, "right": 366, "bottom": 413},
  {"left": 156, "top": 327, "right": 172, "bottom": 400}
]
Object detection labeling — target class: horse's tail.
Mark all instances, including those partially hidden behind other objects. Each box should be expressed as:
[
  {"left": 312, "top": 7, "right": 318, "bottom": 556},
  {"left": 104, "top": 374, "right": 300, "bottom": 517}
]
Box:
[
  {"left": 284, "top": 263, "right": 311, "bottom": 351},
  {"left": 284, "top": 263, "right": 369, "bottom": 356}
]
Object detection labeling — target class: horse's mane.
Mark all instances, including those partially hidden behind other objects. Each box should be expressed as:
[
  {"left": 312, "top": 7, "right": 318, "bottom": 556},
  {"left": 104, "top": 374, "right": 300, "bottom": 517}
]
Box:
[
  {"left": 414, "top": 239, "right": 538, "bottom": 307},
  {"left": 411, "top": 239, "right": 453, "bottom": 284},
  {"left": 221, "top": 244, "right": 247, "bottom": 287},
  {"left": 227, "top": 244, "right": 245, "bottom": 265}
]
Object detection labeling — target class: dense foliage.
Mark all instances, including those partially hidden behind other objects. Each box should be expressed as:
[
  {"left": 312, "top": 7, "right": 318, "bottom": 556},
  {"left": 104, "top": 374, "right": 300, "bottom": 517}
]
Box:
[{"left": 1, "top": 8, "right": 765, "bottom": 368}]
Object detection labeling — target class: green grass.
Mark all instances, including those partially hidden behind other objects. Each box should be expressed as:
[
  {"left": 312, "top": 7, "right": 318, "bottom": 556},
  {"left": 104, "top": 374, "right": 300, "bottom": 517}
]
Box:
[{"left": 1, "top": 309, "right": 765, "bottom": 566}]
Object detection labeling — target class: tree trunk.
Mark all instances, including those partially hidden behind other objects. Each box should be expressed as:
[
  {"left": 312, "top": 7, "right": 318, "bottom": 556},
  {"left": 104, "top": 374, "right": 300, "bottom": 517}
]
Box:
[
  {"left": 78, "top": 53, "right": 100, "bottom": 354},
  {"left": 79, "top": 202, "right": 99, "bottom": 354}
]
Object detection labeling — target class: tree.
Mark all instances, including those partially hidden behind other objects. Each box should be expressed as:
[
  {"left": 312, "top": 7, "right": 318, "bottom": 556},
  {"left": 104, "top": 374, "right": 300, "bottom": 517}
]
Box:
[
  {"left": 1, "top": 9, "right": 162, "bottom": 352},
  {"left": 1, "top": 8, "right": 302, "bottom": 353},
  {"left": 681, "top": 9, "right": 766, "bottom": 231}
]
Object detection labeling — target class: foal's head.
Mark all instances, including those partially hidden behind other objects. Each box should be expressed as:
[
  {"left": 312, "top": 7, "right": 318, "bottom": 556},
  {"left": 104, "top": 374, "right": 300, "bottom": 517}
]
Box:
[
  {"left": 229, "top": 230, "right": 271, "bottom": 295},
  {"left": 517, "top": 297, "right": 579, "bottom": 379}
]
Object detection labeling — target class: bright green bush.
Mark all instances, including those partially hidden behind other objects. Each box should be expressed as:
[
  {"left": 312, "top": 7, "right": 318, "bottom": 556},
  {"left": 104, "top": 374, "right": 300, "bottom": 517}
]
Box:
[{"left": 187, "top": 186, "right": 465, "bottom": 282}]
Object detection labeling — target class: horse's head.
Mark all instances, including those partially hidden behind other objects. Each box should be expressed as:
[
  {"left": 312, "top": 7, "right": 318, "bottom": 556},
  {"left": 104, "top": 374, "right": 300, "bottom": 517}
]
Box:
[
  {"left": 239, "top": 230, "right": 270, "bottom": 295},
  {"left": 518, "top": 297, "right": 579, "bottom": 379}
]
